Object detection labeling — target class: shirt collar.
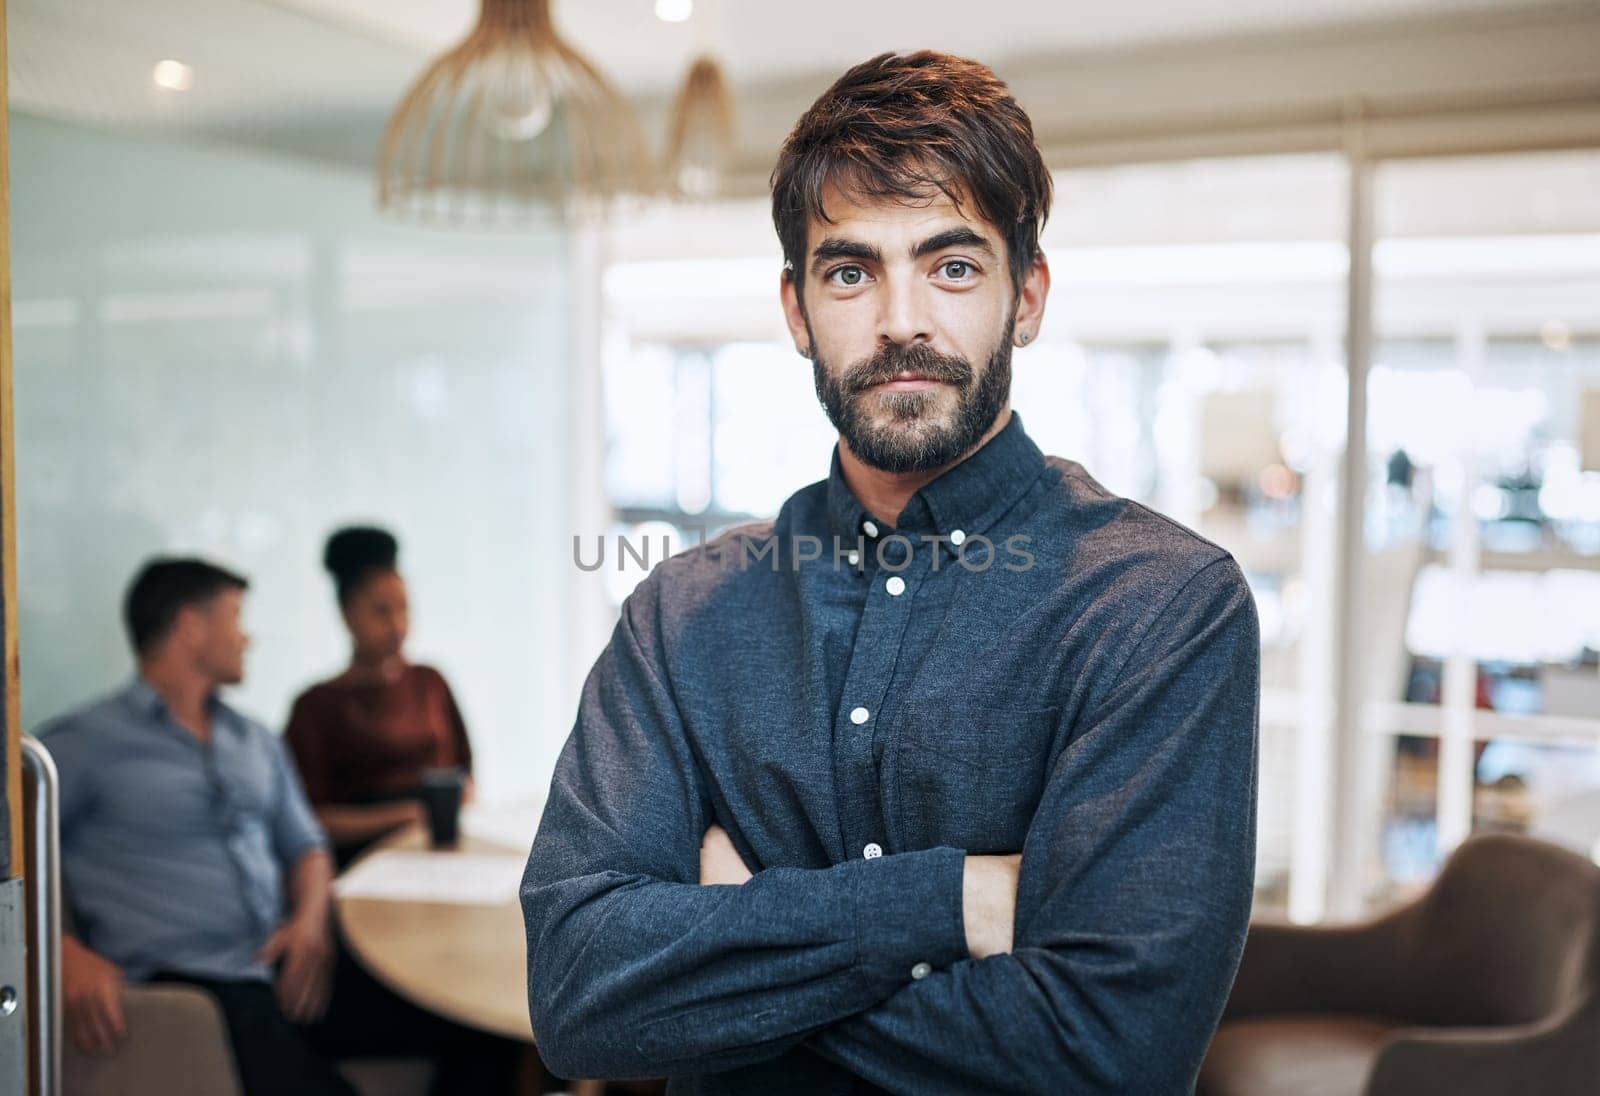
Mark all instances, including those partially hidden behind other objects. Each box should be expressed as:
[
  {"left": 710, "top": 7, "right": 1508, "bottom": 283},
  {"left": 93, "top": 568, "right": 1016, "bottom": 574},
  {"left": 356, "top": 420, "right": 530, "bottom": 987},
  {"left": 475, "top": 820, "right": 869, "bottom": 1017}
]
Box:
[
  {"left": 825, "top": 410, "right": 1047, "bottom": 556},
  {"left": 121, "top": 676, "right": 237, "bottom": 734},
  {"left": 122, "top": 677, "right": 167, "bottom": 720}
]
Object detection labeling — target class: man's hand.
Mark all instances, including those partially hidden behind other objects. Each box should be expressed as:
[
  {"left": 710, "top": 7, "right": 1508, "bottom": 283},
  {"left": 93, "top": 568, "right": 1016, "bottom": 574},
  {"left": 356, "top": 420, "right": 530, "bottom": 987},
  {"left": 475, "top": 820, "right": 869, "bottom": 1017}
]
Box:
[
  {"left": 699, "top": 824, "right": 753, "bottom": 886},
  {"left": 962, "top": 854, "right": 1022, "bottom": 959},
  {"left": 259, "top": 914, "right": 334, "bottom": 1024},
  {"left": 62, "top": 935, "right": 127, "bottom": 1056}
]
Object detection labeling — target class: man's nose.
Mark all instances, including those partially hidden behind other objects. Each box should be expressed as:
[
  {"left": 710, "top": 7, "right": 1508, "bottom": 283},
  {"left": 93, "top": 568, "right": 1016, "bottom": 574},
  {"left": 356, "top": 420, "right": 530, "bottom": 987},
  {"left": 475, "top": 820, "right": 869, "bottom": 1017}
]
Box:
[{"left": 877, "top": 277, "right": 933, "bottom": 348}]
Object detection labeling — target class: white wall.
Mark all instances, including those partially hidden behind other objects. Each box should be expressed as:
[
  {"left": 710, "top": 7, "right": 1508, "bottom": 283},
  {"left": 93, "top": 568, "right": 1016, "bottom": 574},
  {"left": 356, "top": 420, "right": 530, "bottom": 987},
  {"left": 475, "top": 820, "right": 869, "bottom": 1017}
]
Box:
[{"left": 10, "top": 114, "right": 583, "bottom": 804}]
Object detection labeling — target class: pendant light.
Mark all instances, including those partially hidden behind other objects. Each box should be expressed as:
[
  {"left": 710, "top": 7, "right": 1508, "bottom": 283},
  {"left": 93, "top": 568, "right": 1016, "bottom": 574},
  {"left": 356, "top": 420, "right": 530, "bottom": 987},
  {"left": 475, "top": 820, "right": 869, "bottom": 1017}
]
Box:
[
  {"left": 663, "top": 56, "right": 737, "bottom": 201},
  {"left": 377, "top": 0, "right": 652, "bottom": 223}
]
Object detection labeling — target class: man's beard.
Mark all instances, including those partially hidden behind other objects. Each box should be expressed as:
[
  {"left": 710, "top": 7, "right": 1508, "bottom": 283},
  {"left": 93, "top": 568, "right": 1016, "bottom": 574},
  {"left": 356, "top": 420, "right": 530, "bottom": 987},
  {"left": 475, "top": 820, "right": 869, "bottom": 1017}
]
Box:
[{"left": 811, "top": 316, "right": 1013, "bottom": 474}]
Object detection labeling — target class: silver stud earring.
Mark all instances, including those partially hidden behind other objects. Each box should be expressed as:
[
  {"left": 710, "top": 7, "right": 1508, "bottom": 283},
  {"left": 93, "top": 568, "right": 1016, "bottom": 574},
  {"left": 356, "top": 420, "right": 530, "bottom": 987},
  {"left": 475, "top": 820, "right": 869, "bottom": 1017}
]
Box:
[
  {"left": 1019, "top": 333, "right": 1031, "bottom": 346},
  {"left": 800, "top": 346, "right": 813, "bottom": 358}
]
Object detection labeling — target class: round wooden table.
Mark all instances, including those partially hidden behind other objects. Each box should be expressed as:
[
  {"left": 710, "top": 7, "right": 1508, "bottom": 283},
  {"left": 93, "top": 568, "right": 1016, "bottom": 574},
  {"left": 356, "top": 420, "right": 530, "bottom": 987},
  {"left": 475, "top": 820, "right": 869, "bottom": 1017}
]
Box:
[
  {"left": 335, "top": 821, "right": 535, "bottom": 1043},
  {"left": 336, "top": 810, "right": 611, "bottom": 1096}
]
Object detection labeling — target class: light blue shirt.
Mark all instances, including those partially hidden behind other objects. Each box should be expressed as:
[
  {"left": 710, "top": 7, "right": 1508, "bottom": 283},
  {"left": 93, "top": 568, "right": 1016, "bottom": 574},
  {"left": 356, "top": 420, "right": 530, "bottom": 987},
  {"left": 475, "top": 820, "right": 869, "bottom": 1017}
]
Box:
[{"left": 41, "top": 679, "right": 329, "bottom": 983}]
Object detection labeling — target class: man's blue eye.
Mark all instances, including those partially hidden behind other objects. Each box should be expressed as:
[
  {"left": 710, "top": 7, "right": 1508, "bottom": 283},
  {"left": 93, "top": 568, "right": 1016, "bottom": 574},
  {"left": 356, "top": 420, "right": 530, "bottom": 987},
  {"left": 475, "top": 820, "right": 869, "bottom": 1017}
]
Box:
[{"left": 942, "top": 261, "right": 972, "bottom": 279}]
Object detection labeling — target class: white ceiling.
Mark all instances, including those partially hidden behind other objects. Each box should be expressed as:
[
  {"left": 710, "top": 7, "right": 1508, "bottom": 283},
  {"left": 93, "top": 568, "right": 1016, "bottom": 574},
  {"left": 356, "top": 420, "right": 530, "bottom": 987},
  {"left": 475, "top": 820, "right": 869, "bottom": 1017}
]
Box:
[
  {"left": 269, "top": 0, "right": 1572, "bottom": 95},
  {"left": 9, "top": 0, "right": 1580, "bottom": 139}
]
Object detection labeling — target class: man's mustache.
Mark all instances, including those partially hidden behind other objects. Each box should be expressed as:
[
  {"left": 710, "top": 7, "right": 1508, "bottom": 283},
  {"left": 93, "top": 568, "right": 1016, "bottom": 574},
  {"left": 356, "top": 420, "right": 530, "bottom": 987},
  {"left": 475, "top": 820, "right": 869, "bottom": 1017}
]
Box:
[{"left": 842, "top": 343, "right": 974, "bottom": 395}]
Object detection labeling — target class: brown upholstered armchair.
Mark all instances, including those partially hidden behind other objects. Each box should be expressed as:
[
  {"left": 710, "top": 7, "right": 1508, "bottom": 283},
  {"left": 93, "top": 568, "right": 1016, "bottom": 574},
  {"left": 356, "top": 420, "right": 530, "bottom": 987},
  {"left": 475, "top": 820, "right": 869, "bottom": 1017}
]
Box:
[{"left": 1199, "top": 834, "right": 1600, "bottom": 1096}]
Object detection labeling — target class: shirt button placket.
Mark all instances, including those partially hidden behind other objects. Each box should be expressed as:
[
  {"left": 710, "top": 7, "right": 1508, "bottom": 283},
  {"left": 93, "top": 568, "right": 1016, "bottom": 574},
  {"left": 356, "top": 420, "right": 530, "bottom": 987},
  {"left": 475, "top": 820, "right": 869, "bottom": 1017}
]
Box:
[{"left": 834, "top": 519, "right": 916, "bottom": 866}]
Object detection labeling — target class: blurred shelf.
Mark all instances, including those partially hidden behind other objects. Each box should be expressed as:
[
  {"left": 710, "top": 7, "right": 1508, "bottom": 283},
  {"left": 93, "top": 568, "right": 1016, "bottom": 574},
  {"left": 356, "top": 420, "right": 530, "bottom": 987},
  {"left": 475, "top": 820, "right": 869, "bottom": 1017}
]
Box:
[
  {"left": 1363, "top": 700, "right": 1600, "bottom": 745},
  {"left": 1425, "top": 546, "right": 1600, "bottom": 573}
]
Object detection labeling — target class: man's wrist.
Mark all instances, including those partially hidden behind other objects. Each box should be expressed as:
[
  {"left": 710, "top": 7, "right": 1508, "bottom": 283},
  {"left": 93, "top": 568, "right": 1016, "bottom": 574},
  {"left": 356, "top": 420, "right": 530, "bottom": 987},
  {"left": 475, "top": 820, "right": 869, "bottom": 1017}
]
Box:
[
  {"left": 851, "top": 846, "right": 968, "bottom": 992},
  {"left": 291, "top": 905, "right": 330, "bottom": 933},
  {"left": 961, "top": 854, "right": 1020, "bottom": 959}
]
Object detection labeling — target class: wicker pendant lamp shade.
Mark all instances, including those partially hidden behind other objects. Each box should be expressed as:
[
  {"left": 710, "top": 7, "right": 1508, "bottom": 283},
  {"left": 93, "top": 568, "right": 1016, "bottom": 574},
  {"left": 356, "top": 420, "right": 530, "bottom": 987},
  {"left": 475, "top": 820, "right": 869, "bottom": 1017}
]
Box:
[
  {"left": 663, "top": 56, "right": 737, "bottom": 201},
  {"left": 376, "top": 0, "right": 652, "bottom": 222}
]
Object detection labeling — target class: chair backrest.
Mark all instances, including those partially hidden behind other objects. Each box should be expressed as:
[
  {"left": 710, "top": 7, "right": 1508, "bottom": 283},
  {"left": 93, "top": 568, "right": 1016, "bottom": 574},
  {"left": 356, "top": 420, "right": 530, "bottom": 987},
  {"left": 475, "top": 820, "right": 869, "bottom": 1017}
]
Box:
[
  {"left": 1402, "top": 833, "right": 1600, "bottom": 1027},
  {"left": 63, "top": 984, "right": 243, "bottom": 1096}
]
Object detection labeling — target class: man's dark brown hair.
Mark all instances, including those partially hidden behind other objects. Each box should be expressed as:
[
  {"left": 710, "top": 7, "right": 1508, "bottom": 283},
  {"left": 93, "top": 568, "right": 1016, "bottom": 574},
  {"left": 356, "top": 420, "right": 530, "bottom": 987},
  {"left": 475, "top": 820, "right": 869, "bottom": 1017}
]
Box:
[
  {"left": 770, "top": 50, "right": 1052, "bottom": 300},
  {"left": 124, "top": 557, "right": 248, "bottom": 655}
]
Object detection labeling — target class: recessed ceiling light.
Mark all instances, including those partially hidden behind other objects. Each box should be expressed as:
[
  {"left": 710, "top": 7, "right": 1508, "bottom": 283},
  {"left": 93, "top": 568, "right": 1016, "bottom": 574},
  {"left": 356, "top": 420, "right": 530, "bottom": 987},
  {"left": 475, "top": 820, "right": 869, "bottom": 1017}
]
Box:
[
  {"left": 1541, "top": 319, "right": 1572, "bottom": 351},
  {"left": 152, "top": 60, "right": 194, "bottom": 92},
  {"left": 655, "top": 0, "right": 693, "bottom": 23}
]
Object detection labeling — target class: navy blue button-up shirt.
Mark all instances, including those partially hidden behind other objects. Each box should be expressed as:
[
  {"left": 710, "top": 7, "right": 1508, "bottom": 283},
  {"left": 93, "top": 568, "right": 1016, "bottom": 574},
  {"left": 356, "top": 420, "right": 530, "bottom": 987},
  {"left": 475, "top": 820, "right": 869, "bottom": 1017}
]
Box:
[
  {"left": 523, "top": 412, "right": 1259, "bottom": 1094},
  {"left": 43, "top": 679, "right": 328, "bottom": 983}
]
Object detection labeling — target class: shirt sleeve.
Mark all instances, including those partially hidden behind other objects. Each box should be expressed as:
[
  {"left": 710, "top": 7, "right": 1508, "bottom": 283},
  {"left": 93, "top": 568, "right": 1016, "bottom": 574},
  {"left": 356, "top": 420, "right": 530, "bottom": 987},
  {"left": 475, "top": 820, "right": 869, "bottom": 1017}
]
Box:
[
  {"left": 521, "top": 573, "right": 971, "bottom": 1081},
  {"left": 435, "top": 671, "right": 474, "bottom": 772},
  {"left": 283, "top": 691, "right": 335, "bottom": 806},
  {"left": 38, "top": 722, "right": 94, "bottom": 937},
  {"left": 40, "top": 721, "right": 95, "bottom": 845},
  {"left": 805, "top": 556, "right": 1260, "bottom": 1095},
  {"left": 269, "top": 731, "right": 331, "bottom": 865}
]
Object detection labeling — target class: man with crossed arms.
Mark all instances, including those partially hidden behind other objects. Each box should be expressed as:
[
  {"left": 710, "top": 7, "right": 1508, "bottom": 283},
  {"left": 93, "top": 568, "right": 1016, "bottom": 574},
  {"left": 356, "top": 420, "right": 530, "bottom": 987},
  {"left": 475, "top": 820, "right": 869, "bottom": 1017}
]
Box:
[{"left": 523, "top": 50, "right": 1259, "bottom": 1095}]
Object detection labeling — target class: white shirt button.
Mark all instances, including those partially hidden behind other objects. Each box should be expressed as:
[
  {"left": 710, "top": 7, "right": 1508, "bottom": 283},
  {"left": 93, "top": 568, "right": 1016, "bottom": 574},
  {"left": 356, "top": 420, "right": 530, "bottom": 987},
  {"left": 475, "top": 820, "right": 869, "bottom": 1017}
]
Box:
[
  {"left": 862, "top": 520, "right": 879, "bottom": 537},
  {"left": 849, "top": 706, "right": 870, "bottom": 725},
  {"left": 949, "top": 529, "right": 966, "bottom": 546},
  {"left": 862, "top": 843, "right": 883, "bottom": 859},
  {"left": 847, "top": 551, "right": 860, "bottom": 567},
  {"left": 885, "top": 576, "right": 906, "bottom": 596},
  {"left": 910, "top": 962, "right": 932, "bottom": 981}
]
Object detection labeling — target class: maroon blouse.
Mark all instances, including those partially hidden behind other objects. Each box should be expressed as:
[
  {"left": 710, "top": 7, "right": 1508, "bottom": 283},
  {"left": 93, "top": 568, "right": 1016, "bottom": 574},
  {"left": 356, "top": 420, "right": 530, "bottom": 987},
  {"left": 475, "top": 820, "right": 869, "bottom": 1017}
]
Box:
[{"left": 285, "top": 663, "right": 473, "bottom": 806}]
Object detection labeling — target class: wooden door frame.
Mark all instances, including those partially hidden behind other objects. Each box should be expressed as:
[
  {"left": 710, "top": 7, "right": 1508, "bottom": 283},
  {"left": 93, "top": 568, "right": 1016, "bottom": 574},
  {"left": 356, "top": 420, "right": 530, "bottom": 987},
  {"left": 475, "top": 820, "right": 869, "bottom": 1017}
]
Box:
[
  {"left": 2, "top": 0, "right": 22, "bottom": 889},
  {"left": 1, "top": 2, "right": 29, "bottom": 1093}
]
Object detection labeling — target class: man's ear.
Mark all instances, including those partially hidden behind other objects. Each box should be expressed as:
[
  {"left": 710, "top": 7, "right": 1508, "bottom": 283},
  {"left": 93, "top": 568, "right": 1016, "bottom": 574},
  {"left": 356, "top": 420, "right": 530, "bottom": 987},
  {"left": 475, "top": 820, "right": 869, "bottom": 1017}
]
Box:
[
  {"left": 780, "top": 270, "right": 810, "bottom": 357},
  {"left": 170, "top": 603, "right": 206, "bottom": 650},
  {"left": 1012, "top": 253, "right": 1051, "bottom": 346}
]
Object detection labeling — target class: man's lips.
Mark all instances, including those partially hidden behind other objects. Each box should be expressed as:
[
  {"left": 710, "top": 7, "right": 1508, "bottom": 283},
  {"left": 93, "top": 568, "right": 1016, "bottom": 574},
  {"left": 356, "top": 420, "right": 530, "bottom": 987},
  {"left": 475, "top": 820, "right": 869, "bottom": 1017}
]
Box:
[{"left": 871, "top": 373, "right": 946, "bottom": 391}]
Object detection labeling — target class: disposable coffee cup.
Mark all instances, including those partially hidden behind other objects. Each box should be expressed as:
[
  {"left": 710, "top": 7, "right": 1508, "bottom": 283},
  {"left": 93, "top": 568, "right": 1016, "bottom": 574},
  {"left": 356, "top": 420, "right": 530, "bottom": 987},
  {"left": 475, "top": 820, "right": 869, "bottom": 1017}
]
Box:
[{"left": 418, "top": 766, "right": 466, "bottom": 848}]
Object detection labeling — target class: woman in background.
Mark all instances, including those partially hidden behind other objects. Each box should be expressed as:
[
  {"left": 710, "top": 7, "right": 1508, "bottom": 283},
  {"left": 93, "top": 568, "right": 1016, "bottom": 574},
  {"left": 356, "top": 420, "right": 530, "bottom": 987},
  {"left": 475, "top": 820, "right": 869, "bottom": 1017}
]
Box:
[
  {"left": 289, "top": 526, "right": 523, "bottom": 1095},
  {"left": 287, "top": 525, "right": 474, "bottom": 869}
]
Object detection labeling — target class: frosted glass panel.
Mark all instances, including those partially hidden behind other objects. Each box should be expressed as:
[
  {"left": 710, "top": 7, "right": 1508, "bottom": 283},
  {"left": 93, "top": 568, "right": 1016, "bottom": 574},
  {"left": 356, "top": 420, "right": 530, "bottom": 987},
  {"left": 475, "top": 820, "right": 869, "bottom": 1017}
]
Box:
[{"left": 10, "top": 115, "right": 577, "bottom": 802}]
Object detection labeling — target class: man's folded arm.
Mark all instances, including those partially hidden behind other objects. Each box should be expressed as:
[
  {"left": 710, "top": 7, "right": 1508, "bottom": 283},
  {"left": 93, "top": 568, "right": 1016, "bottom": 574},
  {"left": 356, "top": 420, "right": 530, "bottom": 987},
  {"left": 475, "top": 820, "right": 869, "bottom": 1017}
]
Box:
[
  {"left": 807, "top": 556, "right": 1261, "bottom": 1095},
  {"left": 521, "top": 574, "right": 969, "bottom": 1081}
]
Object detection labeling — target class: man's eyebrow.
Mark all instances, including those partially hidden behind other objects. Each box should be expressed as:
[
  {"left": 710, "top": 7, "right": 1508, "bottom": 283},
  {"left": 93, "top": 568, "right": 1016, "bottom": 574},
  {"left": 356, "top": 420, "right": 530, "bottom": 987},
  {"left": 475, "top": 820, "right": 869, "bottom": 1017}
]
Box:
[
  {"left": 810, "top": 237, "right": 882, "bottom": 272},
  {"left": 912, "top": 227, "right": 996, "bottom": 259}
]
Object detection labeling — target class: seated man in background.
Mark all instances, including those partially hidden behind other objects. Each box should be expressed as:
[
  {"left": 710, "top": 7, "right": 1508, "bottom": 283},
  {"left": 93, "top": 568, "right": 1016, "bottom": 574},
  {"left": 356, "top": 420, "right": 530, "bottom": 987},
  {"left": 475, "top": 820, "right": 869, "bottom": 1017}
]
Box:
[
  {"left": 43, "top": 558, "right": 355, "bottom": 1096},
  {"left": 45, "top": 557, "right": 522, "bottom": 1096}
]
